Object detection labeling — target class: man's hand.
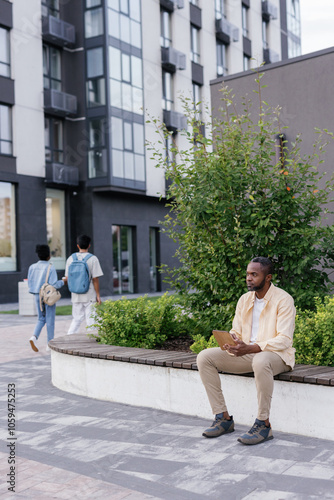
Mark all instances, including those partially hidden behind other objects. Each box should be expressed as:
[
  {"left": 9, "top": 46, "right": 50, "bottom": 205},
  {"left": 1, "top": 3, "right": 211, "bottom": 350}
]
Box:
[{"left": 223, "top": 334, "right": 261, "bottom": 356}]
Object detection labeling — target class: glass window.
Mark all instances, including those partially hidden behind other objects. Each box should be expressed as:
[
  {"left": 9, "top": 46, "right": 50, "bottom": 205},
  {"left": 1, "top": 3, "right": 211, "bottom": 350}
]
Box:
[
  {"left": 149, "top": 227, "right": 160, "bottom": 292},
  {"left": 111, "top": 116, "right": 123, "bottom": 149},
  {"left": 87, "top": 79, "right": 106, "bottom": 107},
  {"left": 86, "top": 0, "right": 101, "bottom": 7},
  {"left": 130, "top": 0, "right": 141, "bottom": 22},
  {"left": 0, "top": 28, "right": 10, "bottom": 77},
  {"left": 109, "top": 46, "right": 121, "bottom": 80},
  {"left": 87, "top": 47, "right": 104, "bottom": 78},
  {"left": 112, "top": 148, "right": 123, "bottom": 177},
  {"left": 44, "top": 117, "right": 63, "bottom": 163},
  {"left": 243, "top": 54, "right": 250, "bottom": 70},
  {"left": 43, "top": 45, "right": 61, "bottom": 90},
  {"left": 192, "top": 83, "right": 201, "bottom": 121},
  {"left": 108, "top": 9, "right": 120, "bottom": 38},
  {"left": 123, "top": 121, "right": 133, "bottom": 150},
  {"left": 190, "top": 25, "right": 200, "bottom": 64},
  {"left": 216, "top": 41, "right": 227, "bottom": 76},
  {"left": 85, "top": 7, "right": 104, "bottom": 38},
  {"left": 0, "top": 105, "right": 12, "bottom": 155},
  {"left": 111, "top": 118, "right": 145, "bottom": 182},
  {"left": 120, "top": 14, "right": 130, "bottom": 44},
  {"left": 242, "top": 5, "right": 249, "bottom": 38},
  {"left": 0, "top": 182, "right": 16, "bottom": 272},
  {"left": 122, "top": 53, "right": 131, "bottom": 82},
  {"left": 262, "top": 20, "right": 268, "bottom": 49},
  {"left": 109, "top": 47, "right": 143, "bottom": 114},
  {"left": 42, "top": 0, "right": 60, "bottom": 17},
  {"left": 215, "top": 0, "right": 226, "bottom": 20},
  {"left": 162, "top": 71, "right": 173, "bottom": 110},
  {"left": 108, "top": 0, "right": 141, "bottom": 48},
  {"left": 160, "top": 9, "right": 171, "bottom": 48},
  {"left": 131, "top": 55, "right": 142, "bottom": 88},
  {"left": 112, "top": 225, "right": 134, "bottom": 294},
  {"left": 88, "top": 118, "right": 107, "bottom": 178},
  {"left": 133, "top": 122, "right": 144, "bottom": 154},
  {"left": 46, "top": 189, "right": 66, "bottom": 270}
]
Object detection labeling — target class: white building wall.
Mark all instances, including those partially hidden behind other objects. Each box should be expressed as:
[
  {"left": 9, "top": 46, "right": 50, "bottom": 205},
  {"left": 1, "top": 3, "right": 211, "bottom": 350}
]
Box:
[
  {"left": 142, "top": 0, "right": 283, "bottom": 198},
  {"left": 11, "top": 0, "right": 45, "bottom": 177}
]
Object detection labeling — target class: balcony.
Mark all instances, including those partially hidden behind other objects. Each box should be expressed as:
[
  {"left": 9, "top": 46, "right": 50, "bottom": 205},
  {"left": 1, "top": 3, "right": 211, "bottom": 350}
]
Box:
[
  {"left": 215, "top": 18, "right": 239, "bottom": 45},
  {"left": 44, "top": 89, "right": 77, "bottom": 117},
  {"left": 42, "top": 15, "right": 75, "bottom": 48},
  {"left": 161, "top": 47, "right": 186, "bottom": 73},
  {"left": 262, "top": 1, "right": 278, "bottom": 21},
  {"left": 263, "top": 47, "right": 279, "bottom": 64},
  {"left": 163, "top": 110, "right": 187, "bottom": 133},
  {"left": 159, "top": 0, "right": 184, "bottom": 12},
  {"left": 45, "top": 163, "right": 79, "bottom": 186}
]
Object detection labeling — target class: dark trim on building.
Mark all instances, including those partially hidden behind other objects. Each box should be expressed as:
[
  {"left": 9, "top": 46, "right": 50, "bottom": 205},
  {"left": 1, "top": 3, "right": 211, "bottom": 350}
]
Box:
[
  {"left": 243, "top": 36, "right": 252, "bottom": 58},
  {"left": 0, "top": 0, "right": 13, "bottom": 29},
  {"left": 191, "top": 61, "right": 204, "bottom": 86},
  {"left": 189, "top": 3, "right": 202, "bottom": 29},
  {"left": 280, "top": 0, "right": 288, "bottom": 60},
  {"left": 210, "top": 46, "right": 334, "bottom": 86},
  {"left": 0, "top": 155, "right": 16, "bottom": 174},
  {"left": 0, "top": 76, "right": 14, "bottom": 105}
]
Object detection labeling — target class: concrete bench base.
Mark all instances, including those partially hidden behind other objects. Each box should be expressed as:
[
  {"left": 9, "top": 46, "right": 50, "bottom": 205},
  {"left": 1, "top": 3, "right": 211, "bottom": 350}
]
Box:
[{"left": 50, "top": 336, "right": 334, "bottom": 441}]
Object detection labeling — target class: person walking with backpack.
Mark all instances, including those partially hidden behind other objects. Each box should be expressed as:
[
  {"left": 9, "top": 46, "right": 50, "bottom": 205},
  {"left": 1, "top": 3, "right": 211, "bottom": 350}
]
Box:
[
  {"left": 65, "top": 235, "right": 103, "bottom": 335},
  {"left": 28, "top": 244, "right": 67, "bottom": 352}
]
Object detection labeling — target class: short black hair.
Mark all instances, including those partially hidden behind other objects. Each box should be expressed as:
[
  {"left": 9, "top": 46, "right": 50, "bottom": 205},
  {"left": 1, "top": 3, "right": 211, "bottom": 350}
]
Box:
[
  {"left": 35, "top": 244, "right": 50, "bottom": 261},
  {"left": 251, "top": 256, "right": 273, "bottom": 276},
  {"left": 77, "top": 234, "right": 91, "bottom": 250}
]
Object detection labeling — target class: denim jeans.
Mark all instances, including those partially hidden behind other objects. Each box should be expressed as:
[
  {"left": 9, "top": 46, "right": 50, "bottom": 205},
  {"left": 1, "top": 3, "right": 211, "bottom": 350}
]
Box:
[{"left": 33, "top": 294, "right": 56, "bottom": 343}]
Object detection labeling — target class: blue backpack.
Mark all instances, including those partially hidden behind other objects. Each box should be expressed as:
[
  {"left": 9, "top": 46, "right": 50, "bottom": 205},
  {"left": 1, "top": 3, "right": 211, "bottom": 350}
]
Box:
[{"left": 68, "top": 253, "right": 92, "bottom": 294}]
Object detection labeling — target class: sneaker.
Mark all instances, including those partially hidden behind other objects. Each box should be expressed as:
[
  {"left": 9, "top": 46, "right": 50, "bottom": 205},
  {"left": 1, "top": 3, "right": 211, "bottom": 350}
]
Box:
[
  {"left": 237, "top": 418, "right": 273, "bottom": 445},
  {"left": 29, "top": 336, "right": 38, "bottom": 352},
  {"left": 202, "top": 414, "right": 234, "bottom": 438}
]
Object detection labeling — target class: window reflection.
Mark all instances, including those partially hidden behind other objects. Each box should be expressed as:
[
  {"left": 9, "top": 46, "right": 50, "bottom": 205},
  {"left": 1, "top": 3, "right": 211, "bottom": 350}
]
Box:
[
  {"left": 46, "top": 188, "right": 66, "bottom": 270},
  {"left": 0, "top": 182, "right": 16, "bottom": 272},
  {"left": 112, "top": 224, "right": 134, "bottom": 294}
]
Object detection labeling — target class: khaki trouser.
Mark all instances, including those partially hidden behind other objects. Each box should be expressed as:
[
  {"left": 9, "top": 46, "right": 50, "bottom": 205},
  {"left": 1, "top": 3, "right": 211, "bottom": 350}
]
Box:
[{"left": 197, "top": 348, "right": 291, "bottom": 421}]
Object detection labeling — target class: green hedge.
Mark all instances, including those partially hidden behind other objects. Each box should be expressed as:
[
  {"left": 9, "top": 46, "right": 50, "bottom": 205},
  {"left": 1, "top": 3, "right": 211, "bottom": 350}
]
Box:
[
  {"left": 91, "top": 293, "right": 192, "bottom": 349},
  {"left": 91, "top": 294, "right": 334, "bottom": 367},
  {"left": 293, "top": 296, "right": 334, "bottom": 366}
]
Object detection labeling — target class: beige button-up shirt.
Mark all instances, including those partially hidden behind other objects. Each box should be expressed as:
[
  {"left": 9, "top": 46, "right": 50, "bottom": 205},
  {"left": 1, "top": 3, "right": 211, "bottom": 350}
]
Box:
[{"left": 230, "top": 284, "right": 296, "bottom": 369}]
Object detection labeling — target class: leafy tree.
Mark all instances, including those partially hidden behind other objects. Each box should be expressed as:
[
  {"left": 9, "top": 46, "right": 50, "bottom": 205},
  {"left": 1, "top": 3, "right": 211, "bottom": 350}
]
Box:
[{"left": 148, "top": 74, "right": 334, "bottom": 339}]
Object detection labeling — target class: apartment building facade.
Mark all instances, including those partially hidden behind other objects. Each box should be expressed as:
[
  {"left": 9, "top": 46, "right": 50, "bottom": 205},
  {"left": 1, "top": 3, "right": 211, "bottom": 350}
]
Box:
[{"left": 0, "top": 0, "right": 300, "bottom": 303}]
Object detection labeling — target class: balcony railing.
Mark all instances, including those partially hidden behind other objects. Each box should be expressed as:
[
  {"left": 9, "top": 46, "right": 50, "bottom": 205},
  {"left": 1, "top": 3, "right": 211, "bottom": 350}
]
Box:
[
  {"left": 215, "top": 18, "right": 239, "bottom": 44},
  {"left": 159, "top": 0, "right": 184, "bottom": 12},
  {"left": 42, "top": 15, "right": 75, "bottom": 47},
  {"left": 263, "top": 47, "right": 279, "bottom": 64},
  {"left": 163, "top": 110, "right": 187, "bottom": 133},
  {"left": 161, "top": 47, "right": 186, "bottom": 73},
  {"left": 45, "top": 163, "right": 79, "bottom": 186},
  {"left": 44, "top": 89, "right": 77, "bottom": 117},
  {"left": 262, "top": 1, "right": 278, "bottom": 21}
]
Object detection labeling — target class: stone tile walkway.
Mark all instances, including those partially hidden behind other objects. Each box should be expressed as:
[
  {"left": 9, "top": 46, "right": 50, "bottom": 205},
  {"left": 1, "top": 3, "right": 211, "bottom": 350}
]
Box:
[{"left": 1, "top": 309, "right": 334, "bottom": 499}]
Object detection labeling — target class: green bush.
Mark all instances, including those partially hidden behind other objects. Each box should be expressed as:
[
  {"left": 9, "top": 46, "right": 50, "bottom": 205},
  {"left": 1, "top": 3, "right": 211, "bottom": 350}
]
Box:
[
  {"left": 148, "top": 75, "right": 334, "bottom": 314},
  {"left": 190, "top": 334, "right": 219, "bottom": 354},
  {"left": 91, "top": 293, "right": 193, "bottom": 349},
  {"left": 294, "top": 296, "right": 334, "bottom": 366},
  {"left": 190, "top": 296, "right": 334, "bottom": 365}
]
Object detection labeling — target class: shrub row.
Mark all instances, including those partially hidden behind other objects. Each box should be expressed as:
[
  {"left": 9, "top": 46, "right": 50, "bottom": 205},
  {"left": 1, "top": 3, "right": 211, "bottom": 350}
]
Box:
[{"left": 92, "top": 294, "right": 334, "bottom": 367}]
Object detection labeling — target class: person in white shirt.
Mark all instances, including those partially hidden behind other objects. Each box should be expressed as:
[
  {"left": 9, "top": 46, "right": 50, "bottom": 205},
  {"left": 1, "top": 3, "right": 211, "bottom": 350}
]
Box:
[{"left": 65, "top": 235, "right": 103, "bottom": 335}]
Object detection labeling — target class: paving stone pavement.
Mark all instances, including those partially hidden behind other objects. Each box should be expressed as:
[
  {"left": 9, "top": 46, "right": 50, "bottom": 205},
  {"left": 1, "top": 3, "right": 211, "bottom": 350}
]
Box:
[{"left": 1, "top": 305, "right": 334, "bottom": 499}]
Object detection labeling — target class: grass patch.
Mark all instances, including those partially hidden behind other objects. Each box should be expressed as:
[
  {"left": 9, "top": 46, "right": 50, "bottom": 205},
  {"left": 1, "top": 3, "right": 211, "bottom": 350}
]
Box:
[{"left": 0, "top": 305, "right": 72, "bottom": 315}]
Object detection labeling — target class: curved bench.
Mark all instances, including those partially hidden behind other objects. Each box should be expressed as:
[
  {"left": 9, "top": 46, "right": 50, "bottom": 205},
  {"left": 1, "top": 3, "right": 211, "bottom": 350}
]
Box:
[{"left": 50, "top": 334, "right": 334, "bottom": 441}]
